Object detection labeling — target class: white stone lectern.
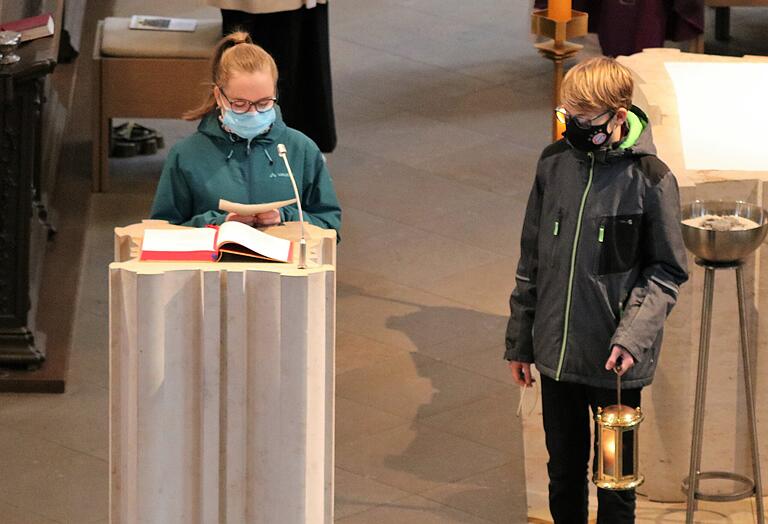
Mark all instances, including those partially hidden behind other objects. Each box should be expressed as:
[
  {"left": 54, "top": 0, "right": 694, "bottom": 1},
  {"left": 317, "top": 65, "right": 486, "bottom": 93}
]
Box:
[{"left": 109, "top": 223, "right": 336, "bottom": 524}]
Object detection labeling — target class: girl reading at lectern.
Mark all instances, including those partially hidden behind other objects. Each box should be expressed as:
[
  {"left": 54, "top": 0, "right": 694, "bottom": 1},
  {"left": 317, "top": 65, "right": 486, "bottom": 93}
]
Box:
[{"left": 150, "top": 32, "right": 341, "bottom": 239}]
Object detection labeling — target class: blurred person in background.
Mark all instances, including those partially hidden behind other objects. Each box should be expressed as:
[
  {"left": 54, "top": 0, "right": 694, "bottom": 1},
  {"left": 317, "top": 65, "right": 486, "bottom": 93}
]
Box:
[{"left": 207, "top": 0, "right": 337, "bottom": 153}]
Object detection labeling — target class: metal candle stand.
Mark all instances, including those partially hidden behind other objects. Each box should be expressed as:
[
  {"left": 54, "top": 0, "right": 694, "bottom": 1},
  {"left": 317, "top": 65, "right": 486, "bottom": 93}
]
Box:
[
  {"left": 681, "top": 201, "right": 768, "bottom": 524},
  {"left": 530, "top": 9, "right": 588, "bottom": 142}
]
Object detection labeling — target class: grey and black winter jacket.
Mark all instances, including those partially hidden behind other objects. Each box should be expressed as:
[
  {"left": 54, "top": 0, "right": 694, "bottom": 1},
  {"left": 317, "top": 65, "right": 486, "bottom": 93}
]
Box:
[{"left": 504, "top": 106, "right": 688, "bottom": 389}]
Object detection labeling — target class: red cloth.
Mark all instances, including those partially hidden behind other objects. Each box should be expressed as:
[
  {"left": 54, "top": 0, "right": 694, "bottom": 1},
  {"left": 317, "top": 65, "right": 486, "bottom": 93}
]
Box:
[{"left": 534, "top": 0, "right": 704, "bottom": 57}]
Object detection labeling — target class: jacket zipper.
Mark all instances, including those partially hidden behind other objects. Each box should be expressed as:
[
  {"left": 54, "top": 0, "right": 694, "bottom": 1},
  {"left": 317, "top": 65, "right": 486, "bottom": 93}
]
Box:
[{"left": 555, "top": 153, "right": 595, "bottom": 380}]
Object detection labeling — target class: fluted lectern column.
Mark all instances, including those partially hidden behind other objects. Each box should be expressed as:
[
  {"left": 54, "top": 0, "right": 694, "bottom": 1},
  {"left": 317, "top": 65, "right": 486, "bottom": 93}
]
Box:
[{"left": 109, "top": 260, "right": 335, "bottom": 524}]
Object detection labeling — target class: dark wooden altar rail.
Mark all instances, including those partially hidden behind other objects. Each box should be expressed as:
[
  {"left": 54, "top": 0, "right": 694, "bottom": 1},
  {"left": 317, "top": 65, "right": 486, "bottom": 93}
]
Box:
[{"left": 0, "top": 0, "right": 65, "bottom": 390}]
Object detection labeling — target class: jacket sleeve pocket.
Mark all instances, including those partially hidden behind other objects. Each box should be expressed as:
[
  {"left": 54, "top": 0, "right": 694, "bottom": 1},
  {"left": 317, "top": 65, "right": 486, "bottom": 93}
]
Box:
[{"left": 596, "top": 214, "right": 643, "bottom": 275}]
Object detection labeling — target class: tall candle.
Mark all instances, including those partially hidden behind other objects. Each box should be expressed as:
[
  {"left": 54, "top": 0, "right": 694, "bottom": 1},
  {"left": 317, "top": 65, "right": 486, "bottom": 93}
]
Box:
[{"left": 549, "top": 0, "right": 572, "bottom": 22}]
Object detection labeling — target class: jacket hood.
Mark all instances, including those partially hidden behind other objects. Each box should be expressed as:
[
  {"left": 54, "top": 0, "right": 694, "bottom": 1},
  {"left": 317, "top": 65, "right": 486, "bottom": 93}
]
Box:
[
  {"left": 618, "top": 105, "right": 655, "bottom": 156},
  {"left": 197, "top": 104, "right": 289, "bottom": 156}
]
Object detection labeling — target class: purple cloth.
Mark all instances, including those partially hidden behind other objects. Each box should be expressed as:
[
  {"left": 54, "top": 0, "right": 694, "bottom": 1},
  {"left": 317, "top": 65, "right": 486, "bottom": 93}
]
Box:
[{"left": 534, "top": 0, "right": 704, "bottom": 57}]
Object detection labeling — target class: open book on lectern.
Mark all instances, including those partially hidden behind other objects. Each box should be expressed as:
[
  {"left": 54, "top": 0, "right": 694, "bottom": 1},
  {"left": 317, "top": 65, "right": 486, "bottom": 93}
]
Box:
[{"left": 140, "top": 221, "right": 293, "bottom": 262}]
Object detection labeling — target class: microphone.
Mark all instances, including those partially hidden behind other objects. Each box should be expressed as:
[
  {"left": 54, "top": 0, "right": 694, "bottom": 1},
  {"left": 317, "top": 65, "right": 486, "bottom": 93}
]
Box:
[{"left": 276, "top": 143, "right": 307, "bottom": 269}]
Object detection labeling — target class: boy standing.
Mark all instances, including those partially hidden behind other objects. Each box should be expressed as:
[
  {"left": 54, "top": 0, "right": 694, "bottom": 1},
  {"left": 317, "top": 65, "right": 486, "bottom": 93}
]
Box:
[{"left": 505, "top": 57, "right": 688, "bottom": 523}]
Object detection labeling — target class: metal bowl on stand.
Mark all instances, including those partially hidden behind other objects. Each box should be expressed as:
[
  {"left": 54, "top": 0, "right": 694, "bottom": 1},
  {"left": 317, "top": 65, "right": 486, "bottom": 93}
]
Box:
[
  {"left": 680, "top": 200, "right": 768, "bottom": 521},
  {"left": 681, "top": 200, "right": 768, "bottom": 263}
]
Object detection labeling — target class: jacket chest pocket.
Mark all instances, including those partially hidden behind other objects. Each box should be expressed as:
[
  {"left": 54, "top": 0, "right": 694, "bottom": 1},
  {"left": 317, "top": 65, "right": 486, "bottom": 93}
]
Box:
[{"left": 595, "top": 214, "right": 643, "bottom": 275}]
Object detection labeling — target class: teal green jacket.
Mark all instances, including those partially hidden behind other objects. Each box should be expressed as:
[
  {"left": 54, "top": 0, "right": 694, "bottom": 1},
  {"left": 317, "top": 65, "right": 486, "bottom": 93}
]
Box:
[{"left": 150, "top": 107, "right": 341, "bottom": 239}]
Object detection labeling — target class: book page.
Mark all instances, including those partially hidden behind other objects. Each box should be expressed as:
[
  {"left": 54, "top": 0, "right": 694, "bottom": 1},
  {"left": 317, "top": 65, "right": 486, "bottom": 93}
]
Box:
[
  {"left": 141, "top": 228, "right": 216, "bottom": 252},
  {"left": 219, "top": 198, "right": 296, "bottom": 216},
  {"left": 665, "top": 62, "right": 768, "bottom": 172},
  {"left": 216, "top": 221, "right": 292, "bottom": 262}
]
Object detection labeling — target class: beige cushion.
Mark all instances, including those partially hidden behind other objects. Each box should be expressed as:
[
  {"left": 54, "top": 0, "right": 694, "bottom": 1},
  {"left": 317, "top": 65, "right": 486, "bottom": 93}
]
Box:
[{"left": 100, "top": 17, "right": 221, "bottom": 58}]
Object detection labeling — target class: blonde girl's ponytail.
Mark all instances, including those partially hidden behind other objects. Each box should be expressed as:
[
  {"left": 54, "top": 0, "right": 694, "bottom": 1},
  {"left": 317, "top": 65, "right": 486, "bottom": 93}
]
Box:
[{"left": 183, "top": 31, "right": 270, "bottom": 121}]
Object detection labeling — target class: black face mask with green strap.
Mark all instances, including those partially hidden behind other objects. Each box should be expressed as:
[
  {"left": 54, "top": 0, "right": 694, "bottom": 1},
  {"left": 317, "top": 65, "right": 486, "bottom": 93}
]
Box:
[{"left": 565, "top": 113, "right": 615, "bottom": 152}]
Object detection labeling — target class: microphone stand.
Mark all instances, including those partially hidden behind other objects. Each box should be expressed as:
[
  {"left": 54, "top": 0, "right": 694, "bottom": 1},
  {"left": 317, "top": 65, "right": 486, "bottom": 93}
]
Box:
[{"left": 276, "top": 143, "right": 307, "bottom": 269}]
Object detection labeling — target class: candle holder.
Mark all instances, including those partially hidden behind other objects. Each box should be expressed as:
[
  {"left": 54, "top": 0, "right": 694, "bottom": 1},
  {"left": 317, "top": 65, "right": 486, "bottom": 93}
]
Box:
[
  {"left": 593, "top": 369, "right": 645, "bottom": 490},
  {"left": 0, "top": 31, "right": 22, "bottom": 66},
  {"left": 530, "top": 9, "right": 588, "bottom": 141}
]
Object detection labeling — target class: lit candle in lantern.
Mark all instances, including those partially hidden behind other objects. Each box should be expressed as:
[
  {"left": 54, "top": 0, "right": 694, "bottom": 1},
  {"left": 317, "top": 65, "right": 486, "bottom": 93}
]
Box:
[
  {"left": 549, "top": 0, "right": 572, "bottom": 22},
  {"left": 593, "top": 375, "right": 645, "bottom": 491},
  {"left": 601, "top": 427, "right": 616, "bottom": 477}
]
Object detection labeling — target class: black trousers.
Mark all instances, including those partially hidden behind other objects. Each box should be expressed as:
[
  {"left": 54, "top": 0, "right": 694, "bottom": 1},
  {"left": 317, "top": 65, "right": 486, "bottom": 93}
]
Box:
[
  {"left": 540, "top": 374, "right": 641, "bottom": 524},
  {"left": 221, "top": 6, "right": 337, "bottom": 152}
]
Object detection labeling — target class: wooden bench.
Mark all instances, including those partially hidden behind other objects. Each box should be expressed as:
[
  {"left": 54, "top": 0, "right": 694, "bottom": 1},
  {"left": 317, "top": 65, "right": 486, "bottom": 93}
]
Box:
[{"left": 92, "top": 17, "right": 221, "bottom": 192}]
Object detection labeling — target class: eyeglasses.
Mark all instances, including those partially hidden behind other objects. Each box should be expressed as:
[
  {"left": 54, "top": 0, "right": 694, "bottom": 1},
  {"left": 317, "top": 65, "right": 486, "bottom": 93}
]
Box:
[
  {"left": 555, "top": 107, "right": 615, "bottom": 130},
  {"left": 219, "top": 87, "right": 277, "bottom": 114}
]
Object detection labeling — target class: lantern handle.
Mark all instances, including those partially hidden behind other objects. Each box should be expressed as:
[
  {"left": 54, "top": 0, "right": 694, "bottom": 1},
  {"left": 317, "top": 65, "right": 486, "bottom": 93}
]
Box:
[{"left": 614, "top": 366, "right": 622, "bottom": 411}]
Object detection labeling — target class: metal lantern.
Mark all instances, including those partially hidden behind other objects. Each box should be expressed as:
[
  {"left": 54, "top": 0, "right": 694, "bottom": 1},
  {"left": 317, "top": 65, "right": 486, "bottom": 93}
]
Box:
[{"left": 593, "top": 371, "right": 645, "bottom": 490}]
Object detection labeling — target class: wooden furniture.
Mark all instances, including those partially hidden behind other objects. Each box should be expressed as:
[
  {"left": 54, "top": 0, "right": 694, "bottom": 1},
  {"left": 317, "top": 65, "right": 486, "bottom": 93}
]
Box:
[
  {"left": 0, "top": 0, "right": 62, "bottom": 372},
  {"left": 109, "top": 222, "right": 336, "bottom": 523},
  {"left": 706, "top": 0, "right": 768, "bottom": 41},
  {"left": 92, "top": 17, "right": 220, "bottom": 192}
]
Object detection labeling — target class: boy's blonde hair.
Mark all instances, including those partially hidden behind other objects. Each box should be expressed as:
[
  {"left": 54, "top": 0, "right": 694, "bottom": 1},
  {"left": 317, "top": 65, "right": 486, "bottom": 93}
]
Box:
[{"left": 560, "top": 57, "right": 634, "bottom": 113}]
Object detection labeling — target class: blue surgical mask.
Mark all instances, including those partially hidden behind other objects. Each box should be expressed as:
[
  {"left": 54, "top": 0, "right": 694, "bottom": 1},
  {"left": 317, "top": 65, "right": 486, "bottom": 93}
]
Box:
[{"left": 221, "top": 107, "right": 276, "bottom": 140}]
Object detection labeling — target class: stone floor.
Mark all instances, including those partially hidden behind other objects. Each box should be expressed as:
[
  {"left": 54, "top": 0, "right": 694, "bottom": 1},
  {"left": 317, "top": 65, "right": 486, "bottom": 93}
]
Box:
[{"left": 1, "top": 1, "right": 767, "bottom": 523}]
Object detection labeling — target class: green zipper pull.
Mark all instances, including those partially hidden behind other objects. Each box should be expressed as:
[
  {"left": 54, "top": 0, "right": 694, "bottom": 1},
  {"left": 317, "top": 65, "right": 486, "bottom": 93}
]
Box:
[
  {"left": 554, "top": 220, "right": 560, "bottom": 236},
  {"left": 598, "top": 224, "right": 605, "bottom": 243}
]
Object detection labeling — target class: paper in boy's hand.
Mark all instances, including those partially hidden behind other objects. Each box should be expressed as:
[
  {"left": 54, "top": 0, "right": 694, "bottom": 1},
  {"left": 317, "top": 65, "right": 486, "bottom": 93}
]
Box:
[{"left": 219, "top": 198, "right": 297, "bottom": 216}]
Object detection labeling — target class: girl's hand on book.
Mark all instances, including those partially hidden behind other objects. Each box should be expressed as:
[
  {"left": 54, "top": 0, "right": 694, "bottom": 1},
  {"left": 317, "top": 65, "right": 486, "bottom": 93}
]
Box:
[
  {"left": 255, "top": 210, "right": 281, "bottom": 226},
  {"left": 226, "top": 212, "right": 257, "bottom": 226}
]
